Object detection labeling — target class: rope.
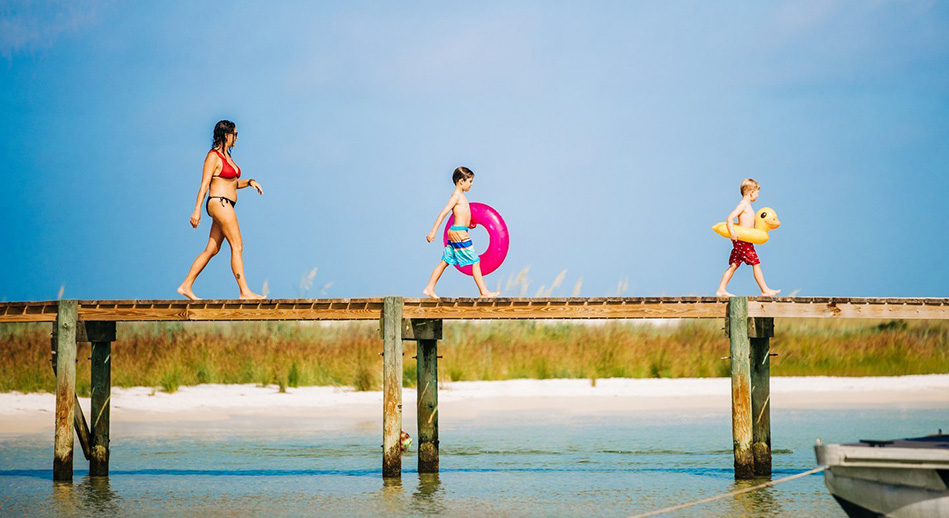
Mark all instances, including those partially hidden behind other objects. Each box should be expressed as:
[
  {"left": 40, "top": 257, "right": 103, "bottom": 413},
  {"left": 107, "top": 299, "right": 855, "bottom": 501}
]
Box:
[{"left": 628, "top": 466, "right": 827, "bottom": 518}]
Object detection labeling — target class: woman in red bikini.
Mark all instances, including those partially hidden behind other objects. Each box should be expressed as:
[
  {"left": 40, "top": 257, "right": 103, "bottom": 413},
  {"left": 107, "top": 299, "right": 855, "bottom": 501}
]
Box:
[{"left": 177, "top": 120, "right": 265, "bottom": 300}]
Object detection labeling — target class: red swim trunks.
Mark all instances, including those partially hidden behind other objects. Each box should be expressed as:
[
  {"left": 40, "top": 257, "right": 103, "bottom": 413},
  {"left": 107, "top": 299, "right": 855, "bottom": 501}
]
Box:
[{"left": 729, "top": 240, "right": 760, "bottom": 267}]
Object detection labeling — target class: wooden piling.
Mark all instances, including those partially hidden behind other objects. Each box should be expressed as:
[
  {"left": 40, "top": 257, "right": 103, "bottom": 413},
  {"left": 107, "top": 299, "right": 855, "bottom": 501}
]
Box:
[
  {"left": 411, "top": 319, "right": 442, "bottom": 473},
  {"left": 51, "top": 321, "right": 116, "bottom": 470},
  {"left": 728, "top": 297, "right": 754, "bottom": 479},
  {"left": 382, "top": 296, "right": 404, "bottom": 478},
  {"left": 53, "top": 300, "right": 78, "bottom": 482},
  {"left": 49, "top": 332, "right": 93, "bottom": 463},
  {"left": 750, "top": 317, "right": 773, "bottom": 477},
  {"left": 88, "top": 322, "right": 115, "bottom": 476}
]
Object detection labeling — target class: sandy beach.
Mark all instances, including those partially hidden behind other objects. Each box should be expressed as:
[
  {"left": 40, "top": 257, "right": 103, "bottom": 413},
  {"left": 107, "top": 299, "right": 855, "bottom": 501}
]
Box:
[{"left": 1, "top": 375, "right": 947, "bottom": 436}]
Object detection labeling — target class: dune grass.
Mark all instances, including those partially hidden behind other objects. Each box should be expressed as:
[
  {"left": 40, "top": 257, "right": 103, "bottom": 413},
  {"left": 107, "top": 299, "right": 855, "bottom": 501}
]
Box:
[{"left": 0, "top": 319, "right": 946, "bottom": 395}]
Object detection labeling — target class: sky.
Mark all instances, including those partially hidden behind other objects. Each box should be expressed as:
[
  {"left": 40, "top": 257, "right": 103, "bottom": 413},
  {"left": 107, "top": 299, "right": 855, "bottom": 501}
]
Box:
[{"left": 1, "top": 1, "right": 948, "bottom": 301}]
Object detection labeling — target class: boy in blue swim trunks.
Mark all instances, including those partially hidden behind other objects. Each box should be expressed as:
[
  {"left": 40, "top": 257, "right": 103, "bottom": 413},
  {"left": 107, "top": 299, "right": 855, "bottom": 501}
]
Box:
[{"left": 423, "top": 166, "right": 500, "bottom": 299}]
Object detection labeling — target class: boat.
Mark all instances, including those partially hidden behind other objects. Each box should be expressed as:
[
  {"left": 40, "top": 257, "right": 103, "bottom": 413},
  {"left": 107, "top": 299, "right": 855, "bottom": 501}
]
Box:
[{"left": 814, "top": 432, "right": 949, "bottom": 517}]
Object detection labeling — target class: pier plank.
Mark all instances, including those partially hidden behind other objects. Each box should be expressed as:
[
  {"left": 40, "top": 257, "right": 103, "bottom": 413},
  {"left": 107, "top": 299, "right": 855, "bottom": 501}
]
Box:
[
  {"left": 401, "top": 299, "right": 728, "bottom": 319},
  {"left": 747, "top": 299, "right": 949, "bottom": 319},
  {"left": 1, "top": 297, "right": 948, "bottom": 323},
  {"left": 0, "top": 301, "right": 58, "bottom": 322}
]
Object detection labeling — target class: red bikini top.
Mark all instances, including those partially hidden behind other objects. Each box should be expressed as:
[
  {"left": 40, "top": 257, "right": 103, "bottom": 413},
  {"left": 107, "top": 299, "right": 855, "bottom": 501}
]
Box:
[{"left": 213, "top": 149, "right": 241, "bottom": 179}]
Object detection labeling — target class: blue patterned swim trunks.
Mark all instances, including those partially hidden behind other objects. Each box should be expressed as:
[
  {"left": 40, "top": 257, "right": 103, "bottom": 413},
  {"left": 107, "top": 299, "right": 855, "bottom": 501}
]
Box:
[{"left": 442, "top": 225, "right": 480, "bottom": 266}]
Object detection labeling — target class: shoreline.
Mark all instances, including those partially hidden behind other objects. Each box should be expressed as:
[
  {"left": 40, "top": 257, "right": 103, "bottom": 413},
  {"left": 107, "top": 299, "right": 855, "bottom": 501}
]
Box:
[{"left": 2, "top": 375, "right": 947, "bottom": 435}]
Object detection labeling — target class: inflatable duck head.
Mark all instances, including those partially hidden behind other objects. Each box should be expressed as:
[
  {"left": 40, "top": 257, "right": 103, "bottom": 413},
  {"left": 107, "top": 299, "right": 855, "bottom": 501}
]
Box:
[{"left": 755, "top": 208, "right": 780, "bottom": 231}]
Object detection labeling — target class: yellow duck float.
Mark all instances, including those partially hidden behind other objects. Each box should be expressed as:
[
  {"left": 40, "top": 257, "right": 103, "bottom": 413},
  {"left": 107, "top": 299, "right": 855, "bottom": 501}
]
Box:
[{"left": 712, "top": 207, "right": 780, "bottom": 244}]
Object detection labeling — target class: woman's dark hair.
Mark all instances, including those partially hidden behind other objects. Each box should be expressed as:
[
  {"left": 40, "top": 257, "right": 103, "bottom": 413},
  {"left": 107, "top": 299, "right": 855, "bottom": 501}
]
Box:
[
  {"left": 452, "top": 166, "right": 474, "bottom": 185},
  {"left": 211, "top": 120, "right": 237, "bottom": 151}
]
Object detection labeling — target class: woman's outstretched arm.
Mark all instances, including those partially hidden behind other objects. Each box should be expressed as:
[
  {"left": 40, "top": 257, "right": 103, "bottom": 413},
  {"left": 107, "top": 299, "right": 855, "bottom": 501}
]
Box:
[{"left": 237, "top": 178, "right": 263, "bottom": 194}]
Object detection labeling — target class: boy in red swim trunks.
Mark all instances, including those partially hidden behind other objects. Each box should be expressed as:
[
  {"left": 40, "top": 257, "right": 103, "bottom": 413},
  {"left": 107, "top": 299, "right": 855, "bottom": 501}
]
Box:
[{"left": 716, "top": 179, "right": 780, "bottom": 298}]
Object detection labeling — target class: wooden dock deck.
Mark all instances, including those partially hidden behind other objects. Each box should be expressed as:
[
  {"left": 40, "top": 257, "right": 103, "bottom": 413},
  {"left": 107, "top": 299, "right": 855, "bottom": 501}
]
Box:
[
  {"left": 3, "top": 296, "right": 948, "bottom": 323},
  {"left": 3, "top": 296, "right": 947, "bottom": 483}
]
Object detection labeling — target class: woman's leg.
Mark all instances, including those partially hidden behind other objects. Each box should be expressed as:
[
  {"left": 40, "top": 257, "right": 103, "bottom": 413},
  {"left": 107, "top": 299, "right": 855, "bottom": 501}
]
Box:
[
  {"left": 177, "top": 220, "right": 224, "bottom": 300},
  {"left": 210, "top": 201, "right": 264, "bottom": 299}
]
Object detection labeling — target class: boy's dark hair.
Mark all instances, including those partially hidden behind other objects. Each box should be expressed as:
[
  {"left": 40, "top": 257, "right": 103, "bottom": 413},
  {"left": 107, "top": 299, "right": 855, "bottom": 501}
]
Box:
[{"left": 452, "top": 166, "right": 474, "bottom": 185}]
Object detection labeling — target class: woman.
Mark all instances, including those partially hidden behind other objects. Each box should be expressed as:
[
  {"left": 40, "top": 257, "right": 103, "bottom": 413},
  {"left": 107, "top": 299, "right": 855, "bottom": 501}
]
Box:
[{"left": 177, "top": 120, "right": 265, "bottom": 300}]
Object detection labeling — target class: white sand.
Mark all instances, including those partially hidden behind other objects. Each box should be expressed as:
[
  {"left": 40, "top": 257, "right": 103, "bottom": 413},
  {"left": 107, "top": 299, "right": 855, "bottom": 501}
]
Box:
[{"left": 2, "top": 375, "right": 947, "bottom": 435}]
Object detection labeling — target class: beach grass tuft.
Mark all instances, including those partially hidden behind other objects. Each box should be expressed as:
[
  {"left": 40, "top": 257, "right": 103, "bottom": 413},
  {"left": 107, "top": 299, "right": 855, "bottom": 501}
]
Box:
[{"left": 0, "top": 318, "right": 946, "bottom": 393}]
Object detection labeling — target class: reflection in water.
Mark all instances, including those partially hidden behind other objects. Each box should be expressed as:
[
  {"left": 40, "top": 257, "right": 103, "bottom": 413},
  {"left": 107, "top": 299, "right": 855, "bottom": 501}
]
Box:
[
  {"left": 416, "top": 473, "right": 442, "bottom": 499},
  {"left": 382, "top": 477, "right": 404, "bottom": 491},
  {"left": 52, "top": 481, "right": 76, "bottom": 515},
  {"left": 729, "top": 478, "right": 782, "bottom": 517},
  {"left": 78, "top": 476, "right": 121, "bottom": 514},
  {"left": 382, "top": 476, "right": 404, "bottom": 513},
  {"left": 411, "top": 473, "right": 445, "bottom": 514},
  {"left": 51, "top": 477, "right": 122, "bottom": 517}
]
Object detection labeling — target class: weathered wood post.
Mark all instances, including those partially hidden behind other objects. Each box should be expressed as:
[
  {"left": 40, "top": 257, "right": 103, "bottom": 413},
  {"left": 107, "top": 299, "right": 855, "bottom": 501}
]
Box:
[
  {"left": 50, "top": 326, "right": 93, "bottom": 464},
  {"left": 728, "top": 296, "right": 754, "bottom": 479},
  {"left": 750, "top": 316, "right": 773, "bottom": 477},
  {"left": 53, "top": 300, "right": 78, "bottom": 482},
  {"left": 382, "top": 296, "right": 404, "bottom": 478},
  {"left": 405, "top": 319, "right": 442, "bottom": 473},
  {"left": 87, "top": 321, "right": 116, "bottom": 476},
  {"left": 52, "top": 320, "right": 116, "bottom": 474}
]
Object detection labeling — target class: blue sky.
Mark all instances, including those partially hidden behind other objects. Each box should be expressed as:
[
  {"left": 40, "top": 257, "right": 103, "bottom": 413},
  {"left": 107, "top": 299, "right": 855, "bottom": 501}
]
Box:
[{"left": 2, "top": 1, "right": 947, "bottom": 301}]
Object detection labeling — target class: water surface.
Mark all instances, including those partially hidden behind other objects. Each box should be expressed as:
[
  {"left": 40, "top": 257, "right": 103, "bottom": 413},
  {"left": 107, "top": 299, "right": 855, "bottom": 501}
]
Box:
[{"left": 1, "top": 404, "right": 945, "bottom": 517}]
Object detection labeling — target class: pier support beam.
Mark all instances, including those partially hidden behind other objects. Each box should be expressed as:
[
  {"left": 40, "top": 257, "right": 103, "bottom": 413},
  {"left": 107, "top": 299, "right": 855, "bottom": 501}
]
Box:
[
  {"left": 750, "top": 317, "right": 773, "bottom": 477},
  {"left": 87, "top": 322, "right": 116, "bottom": 477},
  {"left": 405, "top": 319, "right": 442, "bottom": 473},
  {"left": 53, "top": 300, "right": 78, "bottom": 482},
  {"left": 728, "top": 297, "right": 754, "bottom": 480},
  {"left": 50, "top": 319, "right": 116, "bottom": 480},
  {"left": 382, "top": 296, "right": 404, "bottom": 478},
  {"left": 50, "top": 336, "right": 92, "bottom": 464}
]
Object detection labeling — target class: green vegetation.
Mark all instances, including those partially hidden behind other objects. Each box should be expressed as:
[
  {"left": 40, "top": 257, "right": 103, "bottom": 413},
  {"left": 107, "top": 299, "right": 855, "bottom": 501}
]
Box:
[{"left": 0, "top": 319, "right": 946, "bottom": 395}]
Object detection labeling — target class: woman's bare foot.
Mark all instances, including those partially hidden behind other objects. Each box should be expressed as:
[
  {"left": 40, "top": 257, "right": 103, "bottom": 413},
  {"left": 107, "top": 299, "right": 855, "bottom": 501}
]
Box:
[
  {"left": 239, "top": 291, "right": 266, "bottom": 300},
  {"left": 177, "top": 285, "right": 201, "bottom": 301},
  {"left": 423, "top": 288, "right": 439, "bottom": 299},
  {"left": 760, "top": 289, "right": 781, "bottom": 297},
  {"left": 479, "top": 291, "right": 500, "bottom": 299},
  {"left": 715, "top": 289, "right": 734, "bottom": 298}
]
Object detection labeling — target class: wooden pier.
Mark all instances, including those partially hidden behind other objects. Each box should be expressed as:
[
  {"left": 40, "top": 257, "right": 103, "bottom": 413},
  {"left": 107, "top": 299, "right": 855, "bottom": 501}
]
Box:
[{"left": 2, "top": 296, "right": 948, "bottom": 482}]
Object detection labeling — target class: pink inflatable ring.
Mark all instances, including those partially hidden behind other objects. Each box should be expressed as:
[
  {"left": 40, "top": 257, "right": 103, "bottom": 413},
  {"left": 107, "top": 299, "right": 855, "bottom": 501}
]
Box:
[{"left": 442, "top": 202, "right": 509, "bottom": 276}]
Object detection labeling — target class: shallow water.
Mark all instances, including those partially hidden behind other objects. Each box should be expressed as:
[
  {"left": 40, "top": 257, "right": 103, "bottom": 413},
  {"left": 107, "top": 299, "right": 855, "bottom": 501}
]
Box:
[{"left": 1, "top": 404, "right": 946, "bottom": 517}]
